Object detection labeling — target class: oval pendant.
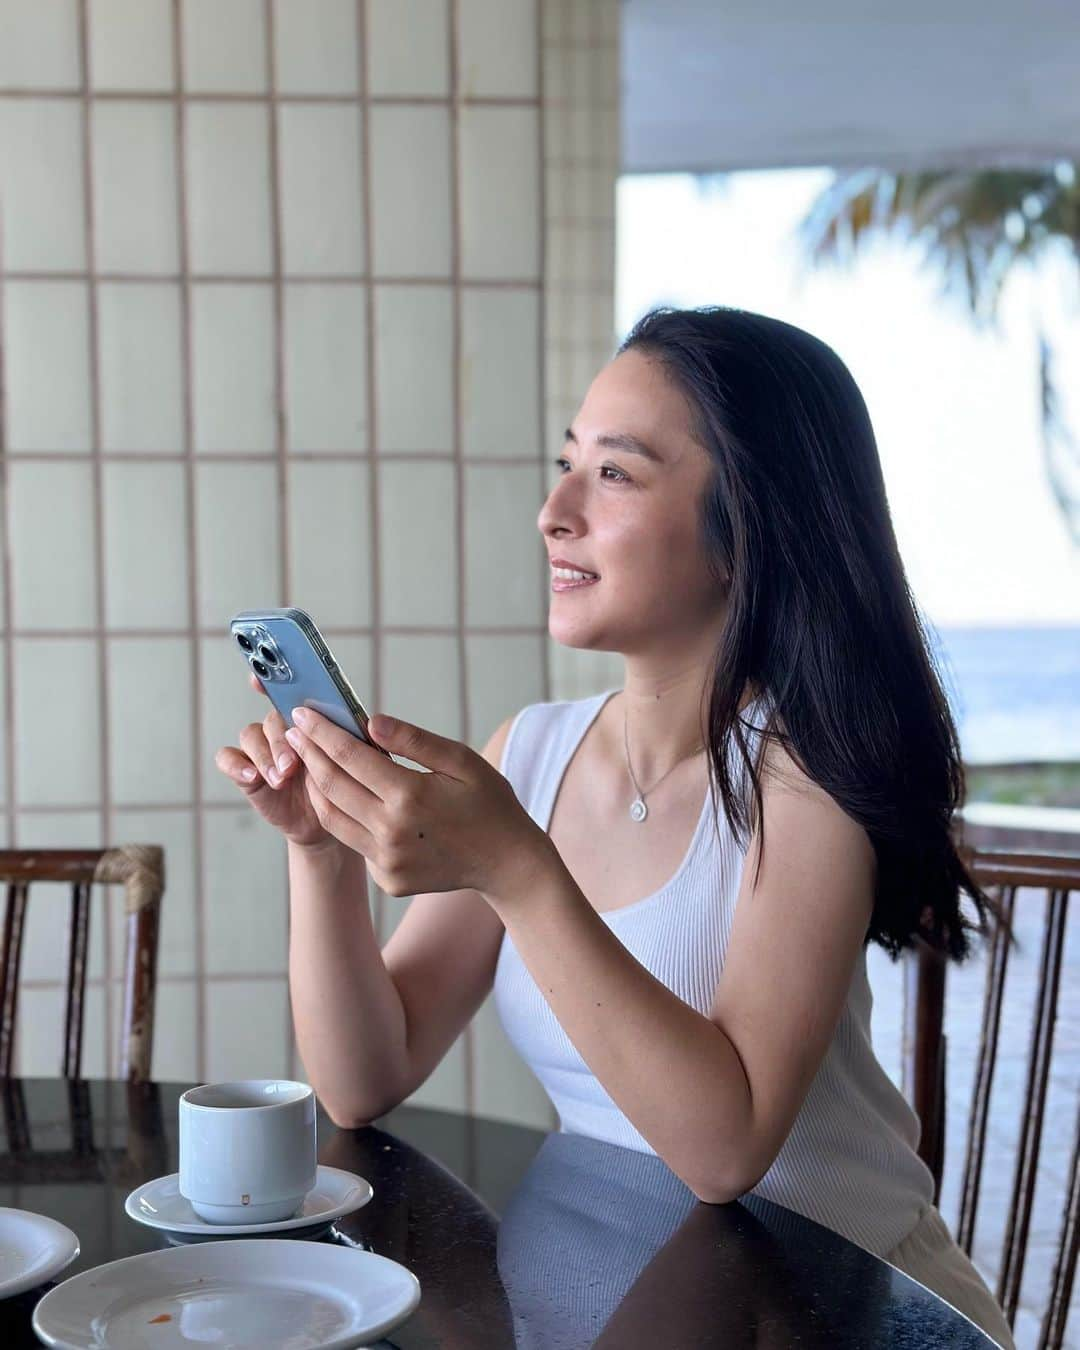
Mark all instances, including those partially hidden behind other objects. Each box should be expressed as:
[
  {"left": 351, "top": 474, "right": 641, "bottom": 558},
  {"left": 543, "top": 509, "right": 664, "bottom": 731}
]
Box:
[{"left": 630, "top": 797, "right": 648, "bottom": 823}]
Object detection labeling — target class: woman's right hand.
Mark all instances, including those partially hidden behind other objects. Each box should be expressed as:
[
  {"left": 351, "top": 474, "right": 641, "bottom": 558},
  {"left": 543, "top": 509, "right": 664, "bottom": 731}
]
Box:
[{"left": 214, "top": 674, "right": 336, "bottom": 851}]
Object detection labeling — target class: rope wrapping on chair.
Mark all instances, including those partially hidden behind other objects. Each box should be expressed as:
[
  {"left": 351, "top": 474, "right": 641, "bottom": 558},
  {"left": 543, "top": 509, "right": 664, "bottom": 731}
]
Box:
[{"left": 92, "top": 844, "right": 165, "bottom": 915}]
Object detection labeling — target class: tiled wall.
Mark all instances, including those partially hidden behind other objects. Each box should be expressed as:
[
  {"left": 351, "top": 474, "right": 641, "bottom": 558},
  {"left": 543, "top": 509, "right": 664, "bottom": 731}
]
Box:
[
  {"left": 0, "top": 0, "right": 619, "bottom": 1129},
  {"left": 543, "top": 0, "right": 623, "bottom": 705}
]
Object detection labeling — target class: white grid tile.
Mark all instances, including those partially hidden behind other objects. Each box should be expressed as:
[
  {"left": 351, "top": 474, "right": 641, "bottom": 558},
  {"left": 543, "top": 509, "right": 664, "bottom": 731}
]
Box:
[
  {"left": 88, "top": 0, "right": 174, "bottom": 92},
  {"left": 107, "top": 637, "right": 194, "bottom": 804},
  {"left": 272, "top": 0, "right": 359, "bottom": 96},
  {"left": 369, "top": 105, "right": 452, "bottom": 278},
  {"left": 194, "top": 460, "right": 281, "bottom": 626},
  {"left": 382, "top": 633, "right": 463, "bottom": 739},
  {"left": 102, "top": 461, "right": 190, "bottom": 627},
  {"left": 191, "top": 284, "right": 276, "bottom": 452},
  {"left": 3, "top": 280, "right": 93, "bottom": 450},
  {"left": 0, "top": 99, "right": 86, "bottom": 270},
  {"left": 376, "top": 459, "right": 458, "bottom": 626},
  {"left": 282, "top": 283, "right": 368, "bottom": 449},
  {"left": 373, "top": 283, "right": 455, "bottom": 452},
  {"left": 459, "top": 106, "right": 541, "bottom": 279},
  {"left": 458, "top": 0, "right": 538, "bottom": 99},
  {"left": 13, "top": 639, "right": 102, "bottom": 806},
  {"left": 91, "top": 100, "right": 180, "bottom": 272},
  {"left": 0, "top": 0, "right": 80, "bottom": 90},
  {"left": 286, "top": 460, "right": 374, "bottom": 626},
  {"left": 464, "top": 462, "right": 546, "bottom": 626},
  {"left": 181, "top": 0, "right": 267, "bottom": 95},
  {"left": 98, "top": 282, "right": 184, "bottom": 451},
  {"left": 205, "top": 976, "right": 290, "bottom": 1081},
  {"left": 366, "top": 0, "right": 450, "bottom": 98},
  {"left": 202, "top": 809, "right": 287, "bottom": 975},
  {"left": 277, "top": 104, "right": 365, "bottom": 275},
  {"left": 8, "top": 460, "right": 97, "bottom": 629},
  {"left": 460, "top": 287, "right": 541, "bottom": 457},
  {"left": 184, "top": 102, "right": 272, "bottom": 274}
]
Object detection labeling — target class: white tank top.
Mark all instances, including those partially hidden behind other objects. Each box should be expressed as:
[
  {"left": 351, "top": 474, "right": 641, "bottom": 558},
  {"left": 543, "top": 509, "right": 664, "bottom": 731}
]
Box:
[{"left": 494, "top": 687, "right": 936, "bottom": 1256}]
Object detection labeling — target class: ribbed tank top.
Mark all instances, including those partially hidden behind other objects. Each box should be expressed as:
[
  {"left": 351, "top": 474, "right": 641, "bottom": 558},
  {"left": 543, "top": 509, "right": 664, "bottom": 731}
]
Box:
[{"left": 493, "top": 687, "right": 936, "bottom": 1257}]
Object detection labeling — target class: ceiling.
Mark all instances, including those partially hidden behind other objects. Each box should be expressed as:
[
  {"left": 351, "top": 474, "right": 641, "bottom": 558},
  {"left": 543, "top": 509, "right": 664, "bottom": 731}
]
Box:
[{"left": 621, "top": 0, "right": 1080, "bottom": 174}]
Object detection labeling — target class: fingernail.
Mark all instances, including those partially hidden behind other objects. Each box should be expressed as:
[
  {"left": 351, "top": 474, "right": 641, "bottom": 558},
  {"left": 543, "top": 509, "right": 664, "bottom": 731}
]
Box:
[
  {"left": 267, "top": 767, "right": 281, "bottom": 787},
  {"left": 241, "top": 766, "right": 257, "bottom": 782},
  {"left": 277, "top": 750, "right": 294, "bottom": 771},
  {"left": 284, "top": 728, "right": 302, "bottom": 752},
  {"left": 291, "top": 706, "right": 311, "bottom": 728}
]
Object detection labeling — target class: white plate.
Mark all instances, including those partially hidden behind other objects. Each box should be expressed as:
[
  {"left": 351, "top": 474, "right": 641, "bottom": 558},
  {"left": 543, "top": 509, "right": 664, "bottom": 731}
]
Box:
[
  {"left": 124, "top": 1166, "right": 373, "bottom": 1242},
  {"left": 32, "top": 1238, "right": 421, "bottom": 1349},
  {"left": 0, "top": 1207, "right": 80, "bottom": 1299}
]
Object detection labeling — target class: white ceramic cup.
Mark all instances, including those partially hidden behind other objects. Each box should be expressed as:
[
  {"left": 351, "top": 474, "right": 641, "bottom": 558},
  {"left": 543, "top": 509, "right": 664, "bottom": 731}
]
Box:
[{"left": 178, "top": 1079, "right": 317, "bottom": 1225}]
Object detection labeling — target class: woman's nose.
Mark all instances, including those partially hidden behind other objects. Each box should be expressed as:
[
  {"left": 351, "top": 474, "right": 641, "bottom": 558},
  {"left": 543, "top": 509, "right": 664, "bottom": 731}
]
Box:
[{"left": 538, "top": 473, "right": 581, "bottom": 536}]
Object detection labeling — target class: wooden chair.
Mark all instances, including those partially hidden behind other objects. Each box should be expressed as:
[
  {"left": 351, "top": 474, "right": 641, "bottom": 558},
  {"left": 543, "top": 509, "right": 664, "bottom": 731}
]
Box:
[
  {"left": 904, "top": 848, "right": 1079, "bottom": 1349},
  {"left": 0, "top": 846, "right": 164, "bottom": 1082}
]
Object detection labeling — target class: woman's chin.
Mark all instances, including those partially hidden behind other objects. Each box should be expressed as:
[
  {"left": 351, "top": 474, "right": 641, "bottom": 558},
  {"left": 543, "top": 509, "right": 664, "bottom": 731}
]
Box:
[{"left": 548, "top": 617, "right": 597, "bottom": 648}]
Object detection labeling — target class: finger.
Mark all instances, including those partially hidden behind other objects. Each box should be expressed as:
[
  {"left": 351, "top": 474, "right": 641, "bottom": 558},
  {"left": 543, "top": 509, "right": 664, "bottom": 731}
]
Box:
[
  {"left": 362, "top": 714, "right": 467, "bottom": 779},
  {"left": 215, "top": 746, "right": 261, "bottom": 793},
  {"left": 305, "top": 776, "right": 377, "bottom": 857},
  {"left": 285, "top": 725, "right": 382, "bottom": 822},
  {"left": 263, "top": 705, "right": 298, "bottom": 781},
  {"left": 290, "top": 706, "right": 400, "bottom": 800},
  {"left": 238, "top": 722, "right": 283, "bottom": 788},
  {"left": 249, "top": 672, "right": 266, "bottom": 696}
]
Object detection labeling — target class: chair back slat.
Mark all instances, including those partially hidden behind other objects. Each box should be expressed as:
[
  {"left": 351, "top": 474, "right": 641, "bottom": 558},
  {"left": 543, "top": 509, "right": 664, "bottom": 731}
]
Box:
[
  {"left": 119, "top": 884, "right": 161, "bottom": 1081},
  {"left": 957, "top": 883, "right": 1017, "bottom": 1253},
  {"left": 1040, "top": 1111, "right": 1080, "bottom": 1349},
  {"left": 0, "top": 882, "right": 29, "bottom": 1076},
  {"left": 907, "top": 847, "right": 1080, "bottom": 1350},
  {"left": 0, "top": 848, "right": 163, "bottom": 1081},
  {"left": 62, "top": 881, "right": 92, "bottom": 1079},
  {"left": 997, "top": 885, "right": 1070, "bottom": 1322},
  {"left": 904, "top": 941, "right": 946, "bottom": 1201}
]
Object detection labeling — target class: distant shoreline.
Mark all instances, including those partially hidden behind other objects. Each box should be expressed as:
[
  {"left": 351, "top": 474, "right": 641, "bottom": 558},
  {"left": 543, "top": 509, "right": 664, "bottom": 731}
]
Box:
[
  {"left": 965, "top": 760, "right": 1080, "bottom": 808},
  {"left": 931, "top": 625, "right": 1080, "bottom": 768}
]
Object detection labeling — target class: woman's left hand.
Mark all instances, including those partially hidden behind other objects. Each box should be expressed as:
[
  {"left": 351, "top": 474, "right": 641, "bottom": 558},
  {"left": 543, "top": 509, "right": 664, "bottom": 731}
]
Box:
[{"left": 283, "top": 706, "right": 555, "bottom": 902}]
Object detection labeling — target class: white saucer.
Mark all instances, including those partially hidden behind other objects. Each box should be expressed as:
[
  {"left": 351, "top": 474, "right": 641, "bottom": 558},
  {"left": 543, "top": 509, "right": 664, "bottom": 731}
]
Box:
[
  {"left": 0, "top": 1207, "right": 80, "bottom": 1299},
  {"left": 125, "top": 1166, "right": 373, "bottom": 1242},
  {"left": 32, "top": 1238, "right": 421, "bottom": 1349}
]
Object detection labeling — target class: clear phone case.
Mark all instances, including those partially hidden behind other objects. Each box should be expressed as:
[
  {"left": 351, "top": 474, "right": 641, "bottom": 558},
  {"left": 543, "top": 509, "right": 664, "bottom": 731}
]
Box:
[{"left": 229, "top": 608, "right": 391, "bottom": 756}]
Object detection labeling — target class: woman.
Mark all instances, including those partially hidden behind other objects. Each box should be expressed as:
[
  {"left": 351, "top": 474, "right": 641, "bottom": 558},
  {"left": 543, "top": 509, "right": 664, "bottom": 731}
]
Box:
[{"left": 217, "top": 306, "right": 1013, "bottom": 1347}]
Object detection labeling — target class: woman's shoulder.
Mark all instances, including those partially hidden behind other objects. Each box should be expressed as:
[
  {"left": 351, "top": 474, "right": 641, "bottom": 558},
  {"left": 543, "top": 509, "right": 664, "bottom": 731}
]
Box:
[{"left": 486, "top": 690, "right": 607, "bottom": 769}]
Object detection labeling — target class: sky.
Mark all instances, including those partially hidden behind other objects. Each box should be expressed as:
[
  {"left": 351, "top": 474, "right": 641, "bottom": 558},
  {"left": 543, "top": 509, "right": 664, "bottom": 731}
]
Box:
[{"left": 615, "top": 169, "right": 1080, "bottom": 629}]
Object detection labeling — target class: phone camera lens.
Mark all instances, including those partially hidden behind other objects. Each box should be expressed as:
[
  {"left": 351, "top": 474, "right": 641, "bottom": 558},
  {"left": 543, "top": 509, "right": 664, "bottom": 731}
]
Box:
[
  {"left": 236, "top": 633, "right": 254, "bottom": 652},
  {"left": 252, "top": 658, "right": 270, "bottom": 680},
  {"left": 258, "top": 645, "right": 279, "bottom": 666}
]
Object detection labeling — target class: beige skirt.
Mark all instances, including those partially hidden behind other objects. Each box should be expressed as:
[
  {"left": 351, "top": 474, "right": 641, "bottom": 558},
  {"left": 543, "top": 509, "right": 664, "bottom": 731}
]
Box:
[{"left": 884, "top": 1203, "right": 1016, "bottom": 1349}]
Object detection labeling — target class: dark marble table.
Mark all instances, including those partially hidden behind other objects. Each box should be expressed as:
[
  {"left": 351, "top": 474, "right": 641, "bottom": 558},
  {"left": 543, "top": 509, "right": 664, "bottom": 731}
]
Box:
[{"left": 0, "top": 1077, "right": 994, "bottom": 1348}]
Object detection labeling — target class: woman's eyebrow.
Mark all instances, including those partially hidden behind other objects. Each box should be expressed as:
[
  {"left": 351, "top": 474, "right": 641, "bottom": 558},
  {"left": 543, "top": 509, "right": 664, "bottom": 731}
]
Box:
[{"left": 564, "top": 427, "right": 663, "bottom": 463}]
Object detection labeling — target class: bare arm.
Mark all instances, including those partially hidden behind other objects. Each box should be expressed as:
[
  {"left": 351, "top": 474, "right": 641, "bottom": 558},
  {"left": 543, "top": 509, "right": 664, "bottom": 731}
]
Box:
[{"left": 288, "top": 714, "right": 516, "bottom": 1128}]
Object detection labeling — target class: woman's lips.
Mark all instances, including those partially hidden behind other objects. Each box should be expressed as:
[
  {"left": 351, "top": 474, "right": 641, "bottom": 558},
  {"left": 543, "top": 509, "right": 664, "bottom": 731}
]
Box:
[{"left": 551, "top": 575, "right": 600, "bottom": 591}]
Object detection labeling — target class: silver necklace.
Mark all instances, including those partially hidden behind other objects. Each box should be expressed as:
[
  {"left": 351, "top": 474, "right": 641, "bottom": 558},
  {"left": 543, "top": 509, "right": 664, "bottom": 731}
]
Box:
[{"left": 622, "top": 704, "right": 706, "bottom": 822}]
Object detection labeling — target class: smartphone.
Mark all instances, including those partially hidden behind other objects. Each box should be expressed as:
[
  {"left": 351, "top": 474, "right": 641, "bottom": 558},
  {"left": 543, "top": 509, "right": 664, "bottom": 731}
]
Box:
[{"left": 229, "top": 608, "right": 392, "bottom": 757}]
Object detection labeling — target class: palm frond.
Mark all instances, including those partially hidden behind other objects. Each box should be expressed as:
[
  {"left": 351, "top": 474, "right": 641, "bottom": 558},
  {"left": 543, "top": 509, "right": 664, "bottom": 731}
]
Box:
[
  {"left": 801, "top": 168, "right": 1079, "bottom": 327},
  {"left": 1038, "top": 334, "right": 1080, "bottom": 545},
  {"left": 799, "top": 164, "right": 1080, "bottom": 544}
]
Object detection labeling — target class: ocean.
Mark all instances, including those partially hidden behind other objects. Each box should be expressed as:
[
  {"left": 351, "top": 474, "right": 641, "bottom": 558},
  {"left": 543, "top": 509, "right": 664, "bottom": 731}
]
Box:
[{"left": 929, "top": 625, "right": 1080, "bottom": 765}]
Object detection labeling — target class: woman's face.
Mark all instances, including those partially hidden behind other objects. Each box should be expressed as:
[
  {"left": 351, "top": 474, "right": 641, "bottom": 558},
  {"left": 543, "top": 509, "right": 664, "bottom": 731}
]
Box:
[{"left": 538, "top": 348, "right": 726, "bottom": 656}]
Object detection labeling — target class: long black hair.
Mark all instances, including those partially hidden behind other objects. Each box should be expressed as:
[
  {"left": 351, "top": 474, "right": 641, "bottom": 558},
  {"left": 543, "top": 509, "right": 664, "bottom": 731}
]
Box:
[{"left": 619, "top": 305, "right": 999, "bottom": 961}]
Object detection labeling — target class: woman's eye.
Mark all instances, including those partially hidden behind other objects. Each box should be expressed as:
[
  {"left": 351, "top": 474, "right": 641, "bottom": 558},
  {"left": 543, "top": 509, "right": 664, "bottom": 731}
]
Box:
[{"left": 553, "top": 458, "right": 629, "bottom": 483}]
